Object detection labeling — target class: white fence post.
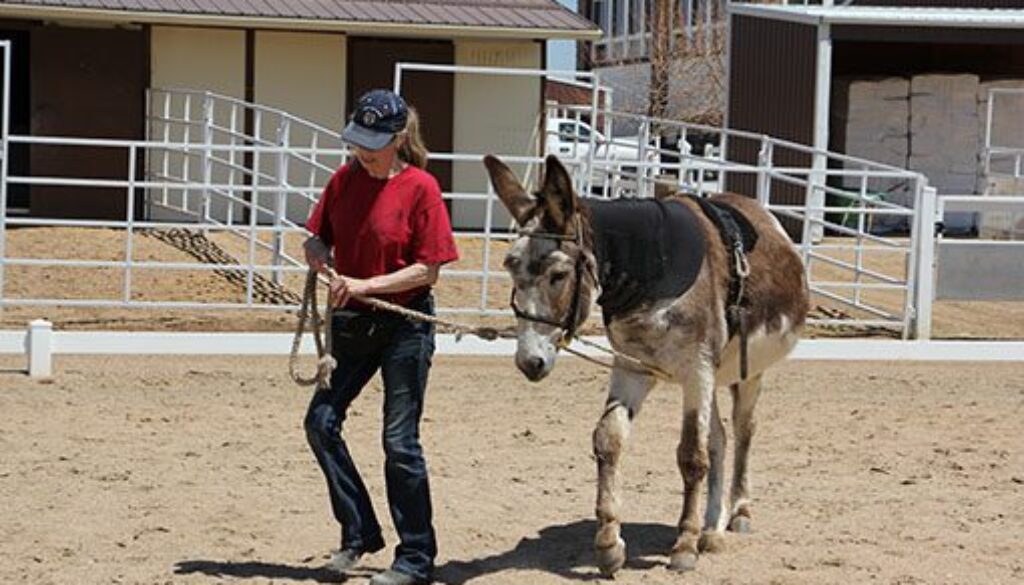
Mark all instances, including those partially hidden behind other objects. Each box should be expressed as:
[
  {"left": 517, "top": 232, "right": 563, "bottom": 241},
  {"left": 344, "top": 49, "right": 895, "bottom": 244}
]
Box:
[
  {"left": 201, "top": 93, "right": 214, "bottom": 225},
  {"left": 756, "top": 137, "right": 772, "bottom": 206},
  {"left": 809, "top": 22, "right": 833, "bottom": 243},
  {"left": 0, "top": 41, "right": 10, "bottom": 306},
  {"left": 272, "top": 117, "right": 290, "bottom": 285},
  {"left": 27, "top": 319, "right": 53, "bottom": 378},
  {"left": 913, "top": 185, "right": 938, "bottom": 340}
]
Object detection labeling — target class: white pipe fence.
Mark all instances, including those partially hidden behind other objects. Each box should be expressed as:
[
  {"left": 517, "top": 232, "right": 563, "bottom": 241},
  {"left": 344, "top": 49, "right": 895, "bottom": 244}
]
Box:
[{"left": 0, "top": 62, "right": 946, "bottom": 339}]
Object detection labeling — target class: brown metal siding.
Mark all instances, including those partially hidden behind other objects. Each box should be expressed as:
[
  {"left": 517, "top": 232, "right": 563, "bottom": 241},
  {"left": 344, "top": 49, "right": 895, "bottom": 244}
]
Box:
[
  {"left": 726, "top": 13, "right": 816, "bottom": 227},
  {"left": 347, "top": 37, "right": 454, "bottom": 195},
  {"left": 833, "top": 33, "right": 1024, "bottom": 78},
  {"left": 29, "top": 25, "right": 147, "bottom": 220},
  {"left": 0, "top": 24, "right": 31, "bottom": 212},
  {"left": 833, "top": 25, "right": 1024, "bottom": 46}
]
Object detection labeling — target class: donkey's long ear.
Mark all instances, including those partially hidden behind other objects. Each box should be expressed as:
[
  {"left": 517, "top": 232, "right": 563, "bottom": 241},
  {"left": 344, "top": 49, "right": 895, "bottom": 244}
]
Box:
[
  {"left": 538, "top": 154, "right": 578, "bottom": 232},
  {"left": 483, "top": 155, "right": 534, "bottom": 225}
]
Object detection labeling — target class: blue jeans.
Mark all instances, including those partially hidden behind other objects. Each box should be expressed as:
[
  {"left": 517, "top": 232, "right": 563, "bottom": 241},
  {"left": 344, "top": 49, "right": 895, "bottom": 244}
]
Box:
[{"left": 304, "top": 294, "right": 437, "bottom": 581}]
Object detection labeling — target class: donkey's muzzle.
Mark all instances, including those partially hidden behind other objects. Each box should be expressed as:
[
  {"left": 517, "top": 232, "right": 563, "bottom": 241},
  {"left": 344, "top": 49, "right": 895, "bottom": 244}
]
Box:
[{"left": 518, "top": 354, "right": 549, "bottom": 382}]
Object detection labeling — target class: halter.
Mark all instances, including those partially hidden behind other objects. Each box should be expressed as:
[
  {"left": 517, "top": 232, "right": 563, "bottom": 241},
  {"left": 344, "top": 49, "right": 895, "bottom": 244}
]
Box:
[{"left": 509, "top": 214, "right": 592, "bottom": 348}]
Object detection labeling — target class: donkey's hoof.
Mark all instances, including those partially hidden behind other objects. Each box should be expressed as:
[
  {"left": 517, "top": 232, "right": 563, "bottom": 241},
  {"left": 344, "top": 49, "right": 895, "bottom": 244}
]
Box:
[
  {"left": 728, "top": 515, "right": 751, "bottom": 534},
  {"left": 698, "top": 531, "right": 726, "bottom": 553},
  {"left": 668, "top": 551, "right": 698, "bottom": 572},
  {"left": 595, "top": 538, "right": 626, "bottom": 576}
]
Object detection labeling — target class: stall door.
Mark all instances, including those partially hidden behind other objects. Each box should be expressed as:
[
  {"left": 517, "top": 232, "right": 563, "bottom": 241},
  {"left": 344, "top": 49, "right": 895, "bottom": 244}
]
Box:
[
  {"left": 347, "top": 38, "right": 454, "bottom": 193},
  {"left": 30, "top": 25, "right": 146, "bottom": 219}
]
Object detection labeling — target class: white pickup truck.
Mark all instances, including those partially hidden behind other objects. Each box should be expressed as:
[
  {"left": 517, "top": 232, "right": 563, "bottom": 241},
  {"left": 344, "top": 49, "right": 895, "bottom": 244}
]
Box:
[
  {"left": 545, "top": 117, "right": 654, "bottom": 162},
  {"left": 545, "top": 117, "right": 661, "bottom": 194}
]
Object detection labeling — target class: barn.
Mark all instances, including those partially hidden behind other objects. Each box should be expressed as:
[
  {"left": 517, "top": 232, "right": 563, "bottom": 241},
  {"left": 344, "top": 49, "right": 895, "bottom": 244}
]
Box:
[
  {"left": 0, "top": 0, "right": 599, "bottom": 227},
  {"left": 726, "top": 1, "right": 1024, "bottom": 235}
]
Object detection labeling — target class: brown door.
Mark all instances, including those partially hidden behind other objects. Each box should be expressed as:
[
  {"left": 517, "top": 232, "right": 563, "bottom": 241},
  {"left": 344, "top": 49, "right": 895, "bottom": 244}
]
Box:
[
  {"left": 29, "top": 25, "right": 146, "bottom": 219},
  {"left": 347, "top": 38, "right": 454, "bottom": 193},
  {"left": 0, "top": 26, "right": 31, "bottom": 213}
]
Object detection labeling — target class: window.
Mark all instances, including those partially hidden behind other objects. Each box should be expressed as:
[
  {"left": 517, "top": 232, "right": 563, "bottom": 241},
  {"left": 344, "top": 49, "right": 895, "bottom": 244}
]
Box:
[{"left": 592, "top": 0, "right": 609, "bottom": 31}]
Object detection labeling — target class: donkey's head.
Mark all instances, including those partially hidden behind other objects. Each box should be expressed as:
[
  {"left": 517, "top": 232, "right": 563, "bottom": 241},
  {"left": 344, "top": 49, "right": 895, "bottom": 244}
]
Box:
[{"left": 484, "top": 154, "right": 597, "bottom": 381}]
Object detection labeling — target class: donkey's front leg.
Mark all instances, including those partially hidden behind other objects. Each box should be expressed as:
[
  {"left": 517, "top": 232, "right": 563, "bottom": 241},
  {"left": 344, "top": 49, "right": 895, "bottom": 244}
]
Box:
[
  {"left": 593, "top": 366, "right": 655, "bottom": 576},
  {"left": 669, "top": 358, "right": 716, "bottom": 572}
]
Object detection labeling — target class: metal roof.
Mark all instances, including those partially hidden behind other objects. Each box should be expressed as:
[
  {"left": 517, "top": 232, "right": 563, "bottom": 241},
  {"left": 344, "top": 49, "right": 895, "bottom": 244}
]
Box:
[
  {"left": 730, "top": 4, "right": 1024, "bottom": 29},
  {"left": 0, "top": 0, "right": 601, "bottom": 39}
]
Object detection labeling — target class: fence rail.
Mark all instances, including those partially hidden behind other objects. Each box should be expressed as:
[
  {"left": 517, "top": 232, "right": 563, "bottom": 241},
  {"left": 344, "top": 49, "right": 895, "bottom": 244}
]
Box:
[{"left": 1, "top": 68, "right": 941, "bottom": 339}]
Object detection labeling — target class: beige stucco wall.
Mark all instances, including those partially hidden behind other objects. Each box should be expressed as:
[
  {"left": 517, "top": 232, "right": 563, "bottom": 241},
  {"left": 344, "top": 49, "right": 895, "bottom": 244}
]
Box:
[
  {"left": 151, "top": 26, "right": 245, "bottom": 96},
  {"left": 452, "top": 40, "right": 543, "bottom": 229},
  {"left": 254, "top": 31, "right": 346, "bottom": 134},
  {"left": 255, "top": 30, "right": 347, "bottom": 223},
  {"left": 149, "top": 27, "right": 246, "bottom": 222}
]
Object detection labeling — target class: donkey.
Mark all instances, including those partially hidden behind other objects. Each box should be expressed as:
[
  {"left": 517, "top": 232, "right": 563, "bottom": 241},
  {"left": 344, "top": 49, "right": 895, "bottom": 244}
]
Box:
[{"left": 483, "top": 154, "right": 809, "bottom": 575}]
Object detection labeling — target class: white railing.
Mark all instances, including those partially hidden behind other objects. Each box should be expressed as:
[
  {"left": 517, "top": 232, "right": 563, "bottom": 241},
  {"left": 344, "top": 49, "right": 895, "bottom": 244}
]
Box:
[
  {"left": 539, "top": 101, "right": 933, "bottom": 337},
  {"left": 2, "top": 63, "right": 942, "bottom": 339},
  {"left": 983, "top": 88, "right": 1024, "bottom": 179},
  {"left": 0, "top": 130, "right": 558, "bottom": 317},
  {"left": 936, "top": 194, "right": 1024, "bottom": 301},
  {"left": 146, "top": 89, "right": 351, "bottom": 280},
  {"left": 0, "top": 40, "right": 11, "bottom": 304}
]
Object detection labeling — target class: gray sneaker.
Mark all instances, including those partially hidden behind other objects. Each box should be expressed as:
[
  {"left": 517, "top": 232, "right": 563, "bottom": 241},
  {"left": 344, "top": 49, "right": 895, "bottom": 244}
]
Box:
[
  {"left": 369, "top": 568, "right": 429, "bottom": 585},
  {"left": 324, "top": 548, "right": 365, "bottom": 574}
]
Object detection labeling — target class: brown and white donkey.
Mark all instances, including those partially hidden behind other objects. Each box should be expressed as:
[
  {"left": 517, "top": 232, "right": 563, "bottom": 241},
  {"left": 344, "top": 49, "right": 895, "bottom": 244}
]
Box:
[{"left": 483, "top": 154, "right": 809, "bottom": 575}]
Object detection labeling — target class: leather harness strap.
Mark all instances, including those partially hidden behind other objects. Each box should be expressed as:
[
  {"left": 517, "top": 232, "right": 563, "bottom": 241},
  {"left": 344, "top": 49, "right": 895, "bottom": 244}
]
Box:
[{"left": 686, "top": 196, "right": 755, "bottom": 381}]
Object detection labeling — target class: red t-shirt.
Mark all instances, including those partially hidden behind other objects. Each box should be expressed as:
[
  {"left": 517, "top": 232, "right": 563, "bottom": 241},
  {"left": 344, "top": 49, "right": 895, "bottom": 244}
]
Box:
[{"left": 306, "top": 162, "right": 459, "bottom": 307}]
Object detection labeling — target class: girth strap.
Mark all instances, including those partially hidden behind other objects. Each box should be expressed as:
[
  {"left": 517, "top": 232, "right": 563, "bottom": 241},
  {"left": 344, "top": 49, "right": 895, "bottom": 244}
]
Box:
[{"left": 687, "top": 196, "right": 756, "bottom": 380}]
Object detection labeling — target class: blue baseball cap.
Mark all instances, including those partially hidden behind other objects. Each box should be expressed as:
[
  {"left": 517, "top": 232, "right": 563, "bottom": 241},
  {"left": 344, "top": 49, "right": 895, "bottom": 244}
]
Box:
[{"left": 342, "top": 89, "right": 409, "bottom": 151}]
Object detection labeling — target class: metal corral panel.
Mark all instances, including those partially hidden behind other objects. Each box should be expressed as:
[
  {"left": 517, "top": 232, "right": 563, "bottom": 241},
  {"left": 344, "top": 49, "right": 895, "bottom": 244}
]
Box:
[
  {"left": 936, "top": 241, "right": 1024, "bottom": 300},
  {"left": 726, "top": 14, "right": 816, "bottom": 237}
]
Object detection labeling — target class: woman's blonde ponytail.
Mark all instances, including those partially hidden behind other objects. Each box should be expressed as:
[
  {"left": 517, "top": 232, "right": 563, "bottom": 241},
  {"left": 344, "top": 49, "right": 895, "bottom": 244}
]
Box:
[{"left": 397, "top": 106, "right": 429, "bottom": 170}]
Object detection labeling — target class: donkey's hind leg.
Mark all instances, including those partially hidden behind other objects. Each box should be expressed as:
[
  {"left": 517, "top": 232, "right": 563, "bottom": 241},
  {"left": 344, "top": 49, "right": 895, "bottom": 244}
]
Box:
[
  {"left": 669, "top": 357, "right": 716, "bottom": 572},
  {"left": 729, "top": 373, "right": 764, "bottom": 533},
  {"left": 593, "top": 365, "right": 656, "bottom": 576},
  {"left": 698, "top": 390, "right": 728, "bottom": 553}
]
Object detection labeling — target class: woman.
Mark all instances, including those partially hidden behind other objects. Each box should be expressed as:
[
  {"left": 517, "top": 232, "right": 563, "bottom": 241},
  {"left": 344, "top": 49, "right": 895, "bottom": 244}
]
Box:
[{"left": 303, "top": 88, "right": 458, "bottom": 585}]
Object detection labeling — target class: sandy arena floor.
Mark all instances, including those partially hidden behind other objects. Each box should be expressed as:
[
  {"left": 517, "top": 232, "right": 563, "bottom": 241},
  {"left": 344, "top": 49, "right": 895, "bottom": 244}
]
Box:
[{"left": 1, "top": 356, "right": 1021, "bottom": 585}]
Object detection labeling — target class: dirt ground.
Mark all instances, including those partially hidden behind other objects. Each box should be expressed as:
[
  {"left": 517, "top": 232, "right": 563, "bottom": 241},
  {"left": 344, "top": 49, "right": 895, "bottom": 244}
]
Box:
[{"left": 1, "top": 356, "right": 1022, "bottom": 585}]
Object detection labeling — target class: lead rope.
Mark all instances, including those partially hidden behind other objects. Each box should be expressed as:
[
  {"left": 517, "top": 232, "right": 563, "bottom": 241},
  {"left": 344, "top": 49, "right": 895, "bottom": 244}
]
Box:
[
  {"left": 561, "top": 335, "right": 675, "bottom": 382},
  {"left": 288, "top": 269, "right": 336, "bottom": 389},
  {"left": 288, "top": 268, "right": 676, "bottom": 388},
  {"left": 289, "top": 267, "right": 505, "bottom": 389}
]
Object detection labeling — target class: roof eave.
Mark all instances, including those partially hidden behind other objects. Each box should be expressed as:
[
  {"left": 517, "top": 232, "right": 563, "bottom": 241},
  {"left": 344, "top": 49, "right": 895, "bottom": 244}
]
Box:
[
  {"left": 0, "top": 4, "right": 603, "bottom": 41},
  {"left": 728, "top": 4, "right": 1024, "bottom": 30},
  {"left": 727, "top": 4, "right": 822, "bottom": 27}
]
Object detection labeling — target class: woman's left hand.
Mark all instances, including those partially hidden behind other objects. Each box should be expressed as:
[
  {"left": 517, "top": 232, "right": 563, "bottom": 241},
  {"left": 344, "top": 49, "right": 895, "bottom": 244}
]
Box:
[{"left": 329, "top": 275, "right": 372, "bottom": 308}]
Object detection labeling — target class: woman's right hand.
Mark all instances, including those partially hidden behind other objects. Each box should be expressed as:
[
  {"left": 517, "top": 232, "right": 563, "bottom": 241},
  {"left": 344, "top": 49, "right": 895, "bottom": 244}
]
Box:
[{"left": 303, "top": 236, "right": 331, "bottom": 273}]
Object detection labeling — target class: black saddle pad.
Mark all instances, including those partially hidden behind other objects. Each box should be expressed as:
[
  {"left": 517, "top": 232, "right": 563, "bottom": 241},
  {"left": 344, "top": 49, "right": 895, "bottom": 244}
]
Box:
[
  {"left": 584, "top": 198, "right": 706, "bottom": 319},
  {"left": 687, "top": 195, "right": 759, "bottom": 255}
]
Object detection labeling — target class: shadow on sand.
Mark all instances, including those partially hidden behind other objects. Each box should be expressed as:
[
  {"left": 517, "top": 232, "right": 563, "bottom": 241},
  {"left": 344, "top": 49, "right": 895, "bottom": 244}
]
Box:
[
  {"left": 436, "top": 519, "right": 675, "bottom": 583},
  {"left": 173, "top": 559, "right": 353, "bottom": 583},
  {"left": 174, "top": 520, "right": 674, "bottom": 584}
]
